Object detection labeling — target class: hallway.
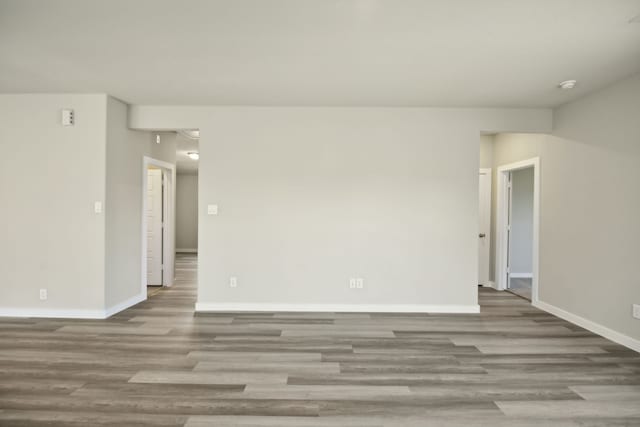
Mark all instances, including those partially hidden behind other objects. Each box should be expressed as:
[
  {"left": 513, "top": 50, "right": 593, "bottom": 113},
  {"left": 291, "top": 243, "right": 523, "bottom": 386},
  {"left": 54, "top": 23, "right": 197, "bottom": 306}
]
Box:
[{"left": 0, "top": 255, "right": 639, "bottom": 425}]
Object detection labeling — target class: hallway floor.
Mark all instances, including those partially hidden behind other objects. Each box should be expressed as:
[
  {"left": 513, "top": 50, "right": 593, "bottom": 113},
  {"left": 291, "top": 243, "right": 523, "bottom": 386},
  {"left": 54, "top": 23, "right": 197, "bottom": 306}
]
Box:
[
  {"left": 508, "top": 277, "right": 533, "bottom": 301},
  {"left": 0, "top": 254, "right": 639, "bottom": 426}
]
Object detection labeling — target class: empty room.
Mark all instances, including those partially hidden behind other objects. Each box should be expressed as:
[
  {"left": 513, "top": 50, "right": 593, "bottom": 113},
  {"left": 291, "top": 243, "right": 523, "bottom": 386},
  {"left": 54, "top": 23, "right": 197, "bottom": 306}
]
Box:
[{"left": 1, "top": 1, "right": 639, "bottom": 426}]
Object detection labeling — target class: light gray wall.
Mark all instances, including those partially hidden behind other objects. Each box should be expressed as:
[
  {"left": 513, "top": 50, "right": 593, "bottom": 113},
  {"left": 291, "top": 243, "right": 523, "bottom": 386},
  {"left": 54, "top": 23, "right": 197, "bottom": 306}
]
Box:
[
  {"left": 479, "top": 134, "right": 494, "bottom": 169},
  {"left": 105, "top": 97, "right": 152, "bottom": 308},
  {"left": 0, "top": 94, "right": 107, "bottom": 313},
  {"left": 150, "top": 131, "right": 177, "bottom": 164},
  {"left": 199, "top": 110, "right": 477, "bottom": 308},
  {"left": 493, "top": 72, "right": 640, "bottom": 342},
  {"left": 509, "top": 167, "right": 533, "bottom": 275},
  {"left": 130, "top": 105, "right": 551, "bottom": 311},
  {"left": 176, "top": 173, "right": 198, "bottom": 252}
]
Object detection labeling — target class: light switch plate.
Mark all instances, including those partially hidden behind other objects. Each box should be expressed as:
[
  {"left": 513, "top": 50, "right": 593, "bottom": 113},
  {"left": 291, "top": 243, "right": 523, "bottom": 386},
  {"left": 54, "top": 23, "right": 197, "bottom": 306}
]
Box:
[
  {"left": 356, "top": 278, "right": 364, "bottom": 289},
  {"left": 633, "top": 304, "right": 640, "bottom": 320},
  {"left": 229, "top": 277, "right": 237, "bottom": 288},
  {"left": 94, "top": 201, "right": 103, "bottom": 214},
  {"left": 349, "top": 278, "right": 356, "bottom": 289},
  {"left": 207, "top": 204, "right": 218, "bottom": 215},
  {"left": 39, "top": 289, "right": 47, "bottom": 300}
]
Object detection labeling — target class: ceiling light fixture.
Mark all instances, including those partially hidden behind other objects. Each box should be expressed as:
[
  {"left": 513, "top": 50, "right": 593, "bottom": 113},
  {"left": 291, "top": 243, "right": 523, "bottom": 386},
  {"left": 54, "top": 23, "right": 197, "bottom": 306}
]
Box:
[
  {"left": 558, "top": 80, "right": 577, "bottom": 90},
  {"left": 187, "top": 152, "right": 199, "bottom": 160}
]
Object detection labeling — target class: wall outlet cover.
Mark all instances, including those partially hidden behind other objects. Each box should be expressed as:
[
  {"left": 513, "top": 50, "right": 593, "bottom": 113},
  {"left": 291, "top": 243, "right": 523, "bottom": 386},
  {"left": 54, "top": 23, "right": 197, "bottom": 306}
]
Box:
[
  {"left": 39, "top": 289, "right": 47, "bottom": 300},
  {"left": 633, "top": 304, "right": 640, "bottom": 320}
]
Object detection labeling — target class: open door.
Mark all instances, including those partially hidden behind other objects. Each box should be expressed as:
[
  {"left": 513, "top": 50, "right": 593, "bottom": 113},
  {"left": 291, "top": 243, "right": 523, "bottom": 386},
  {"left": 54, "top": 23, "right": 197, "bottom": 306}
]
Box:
[
  {"left": 146, "top": 168, "right": 163, "bottom": 286},
  {"left": 478, "top": 168, "right": 491, "bottom": 285}
]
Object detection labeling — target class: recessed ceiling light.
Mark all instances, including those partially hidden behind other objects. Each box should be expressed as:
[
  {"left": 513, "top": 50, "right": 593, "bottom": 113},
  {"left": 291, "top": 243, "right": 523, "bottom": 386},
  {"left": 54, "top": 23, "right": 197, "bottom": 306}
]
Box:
[
  {"left": 558, "top": 80, "right": 577, "bottom": 90},
  {"left": 187, "top": 152, "right": 199, "bottom": 160}
]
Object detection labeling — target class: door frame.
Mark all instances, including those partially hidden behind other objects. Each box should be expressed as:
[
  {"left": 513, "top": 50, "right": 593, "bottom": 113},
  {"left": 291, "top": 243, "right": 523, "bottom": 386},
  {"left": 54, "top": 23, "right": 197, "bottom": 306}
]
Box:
[
  {"left": 478, "top": 168, "right": 492, "bottom": 286},
  {"left": 142, "top": 156, "right": 176, "bottom": 295},
  {"left": 495, "top": 157, "right": 540, "bottom": 302}
]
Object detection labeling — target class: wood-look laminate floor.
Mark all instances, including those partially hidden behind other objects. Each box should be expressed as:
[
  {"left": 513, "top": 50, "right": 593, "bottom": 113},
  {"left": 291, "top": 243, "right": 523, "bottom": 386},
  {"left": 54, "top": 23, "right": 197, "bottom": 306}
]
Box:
[
  {"left": 508, "top": 278, "right": 533, "bottom": 301},
  {"left": 1, "top": 254, "right": 639, "bottom": 426}
]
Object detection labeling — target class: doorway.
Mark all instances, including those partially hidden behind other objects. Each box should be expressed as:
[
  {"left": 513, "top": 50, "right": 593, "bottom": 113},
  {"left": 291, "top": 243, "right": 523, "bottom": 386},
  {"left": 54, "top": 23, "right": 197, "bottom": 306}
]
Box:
[
  {"left": 495, "top": 158, "right": 540, "bottom": 302},
  {"left": 142, "top": 157, "right": 176, "bottom": 296}
]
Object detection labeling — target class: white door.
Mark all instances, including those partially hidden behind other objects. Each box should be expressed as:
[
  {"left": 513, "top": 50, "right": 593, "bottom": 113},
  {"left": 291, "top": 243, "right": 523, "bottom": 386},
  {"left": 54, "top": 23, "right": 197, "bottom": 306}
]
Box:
[
  {"left": 147, "top": 169, "right": 163, "bottom": 286},
  {"left": 506, "top": 171, "right": 513, "bottom": 288},
  {"left": 478, "top": 169, "right": 491, "bottom": 285}
]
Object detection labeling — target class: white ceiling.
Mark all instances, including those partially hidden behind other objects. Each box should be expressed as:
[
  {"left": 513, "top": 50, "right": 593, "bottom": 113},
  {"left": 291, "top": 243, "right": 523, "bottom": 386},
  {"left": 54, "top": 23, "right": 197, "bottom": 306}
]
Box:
[
  {"left": 175, "top": 133, "right": 199, "bottom": 174},
  {"left": 1, "top": 0, "right": 640, "bottom": 107}
]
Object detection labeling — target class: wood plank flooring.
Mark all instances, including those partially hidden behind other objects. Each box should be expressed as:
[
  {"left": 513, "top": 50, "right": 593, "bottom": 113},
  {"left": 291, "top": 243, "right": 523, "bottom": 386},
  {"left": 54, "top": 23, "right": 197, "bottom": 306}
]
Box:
[
  {"left": 508, "top": 278, "right": 533, "bottom": 301},
  {"left": 0, "top": 254, "right": 639, "bottom": 426}
]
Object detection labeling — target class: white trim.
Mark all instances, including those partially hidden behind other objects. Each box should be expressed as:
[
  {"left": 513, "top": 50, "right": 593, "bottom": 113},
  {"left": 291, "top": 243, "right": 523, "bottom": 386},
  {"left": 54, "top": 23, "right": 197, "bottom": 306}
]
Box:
[
  {"left": 533, "top": 300, "right": 640, "bottom": 353},
  {"left": 104, "top": 292, "right": 146, "bottom": 318},
  {"left": 495, "top": 157, "right": 540, "bottom": 304},
  {"left": 195, "top": 302, "right": 480, "bottom": 314},
  {"left": 509, "top": 273, "right": 533, "bottom": 279},
  {"left": 0, "top": 308, "right": 107, "bottom": 319},
  {"left": 0, "top": 292, "right": 147, "bottom": 319},
  {"left": 176, "top": 248, "right": 198, "bottom": 253}
]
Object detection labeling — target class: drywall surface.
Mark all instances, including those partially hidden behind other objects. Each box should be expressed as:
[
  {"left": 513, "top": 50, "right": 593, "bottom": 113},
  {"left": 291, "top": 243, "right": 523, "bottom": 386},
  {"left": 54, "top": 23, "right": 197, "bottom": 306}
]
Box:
[
  {"left": 494, "top": 72, "right": 640, "bottom": 342},
  {"left": 0, "top": 94, "right": 107, "bottom": 314},
  {"left": 105, "top": 96, "right": 150, "bottom": 308},
  {"left": 150, "top": 131, "right": 177, "bottom": 164},
  {"left": 176, "top": 174, "right": 198, "bottom": 252},
  {"left": 547, "top": 72, "right": 640, "bottom": 342},
  {"left": 509, "top": 167, "right": 533, "bottom": 275},
  {"left": 479, "top": 135, "right": 494, "bottom": 169},
  {"left": 130, "top": 106, "right": 550, "bottom": 312}
]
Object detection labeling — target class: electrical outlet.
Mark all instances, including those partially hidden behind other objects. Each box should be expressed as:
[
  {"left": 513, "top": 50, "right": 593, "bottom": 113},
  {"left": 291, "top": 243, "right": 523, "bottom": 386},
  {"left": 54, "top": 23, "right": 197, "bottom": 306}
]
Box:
[
  {"left": 349, "top": 278, "right": 356, "bottom": 289},
  {"left": 39, "top": 289, "right": 47, "bottom": 300},
  {"left": 633, "top": 304, "right": 640, "bottom": 320},
  {"left": 229, "top": 277, "right": 237, "bottom": 288},
  {"left": 356, "top": 278, "right": 364, "bottom": 289}
]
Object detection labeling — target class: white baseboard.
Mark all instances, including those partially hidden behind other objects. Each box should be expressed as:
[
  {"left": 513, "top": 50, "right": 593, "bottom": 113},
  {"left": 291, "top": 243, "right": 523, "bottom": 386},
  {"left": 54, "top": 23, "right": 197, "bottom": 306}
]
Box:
[
  {"left": 195, "top": 302, "right": 480, "bottom": 314},
  {"left": 509, "top": 273, "right": 533, "bottom": 278},
  {"left": 176, "top": 248, "right": 197, "bottom": 253},
  {"left": 0, "top": 292, "right": 146, "bottom": 320},
  {"left": 533, "top": 299, "right": 640, "bottom": 353},
  {"left": 0, "top": 308, "right": 107, "bottom": 319},
  {"left": 104, "top": 292, "right": 146, "bottom": 318}
]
